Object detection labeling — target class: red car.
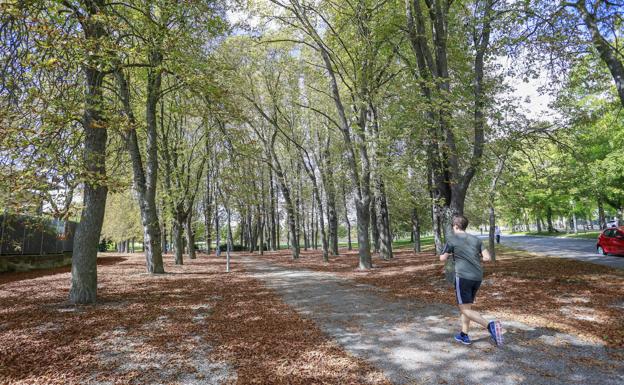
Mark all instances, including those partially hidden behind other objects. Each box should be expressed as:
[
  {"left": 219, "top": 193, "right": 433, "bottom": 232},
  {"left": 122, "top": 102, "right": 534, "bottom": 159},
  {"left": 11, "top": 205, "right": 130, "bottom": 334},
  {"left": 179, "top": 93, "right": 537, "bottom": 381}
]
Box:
[{"left": 597, "top": 226, "right": 624, "bottom": 256}]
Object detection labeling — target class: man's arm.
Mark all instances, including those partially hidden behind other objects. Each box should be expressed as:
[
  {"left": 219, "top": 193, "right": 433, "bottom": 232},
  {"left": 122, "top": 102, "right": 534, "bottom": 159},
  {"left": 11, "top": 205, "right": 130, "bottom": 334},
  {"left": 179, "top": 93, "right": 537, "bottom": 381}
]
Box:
[{"left": 439, "top": 242, "right": 451, "bottom": 261}]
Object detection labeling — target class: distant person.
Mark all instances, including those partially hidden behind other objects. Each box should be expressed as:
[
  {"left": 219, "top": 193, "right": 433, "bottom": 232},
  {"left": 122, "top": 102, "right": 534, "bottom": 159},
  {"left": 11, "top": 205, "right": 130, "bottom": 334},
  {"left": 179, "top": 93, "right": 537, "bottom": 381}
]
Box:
[
  {"left": 495, "top": 225, "right": 501, "bottom": 244},
  {"left": 440, "top": 215, "right": 503, "bottom": 346}
]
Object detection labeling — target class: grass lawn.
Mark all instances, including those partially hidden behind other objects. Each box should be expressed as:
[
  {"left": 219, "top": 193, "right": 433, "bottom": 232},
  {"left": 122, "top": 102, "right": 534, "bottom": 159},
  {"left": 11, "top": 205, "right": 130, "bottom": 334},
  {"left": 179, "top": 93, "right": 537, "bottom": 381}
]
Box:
[
  {"left": 336, "top": 236, "right": 434, "bottom": 250},
  {"left": 511, "top": 231, "right": 602, "bottom": 240}
]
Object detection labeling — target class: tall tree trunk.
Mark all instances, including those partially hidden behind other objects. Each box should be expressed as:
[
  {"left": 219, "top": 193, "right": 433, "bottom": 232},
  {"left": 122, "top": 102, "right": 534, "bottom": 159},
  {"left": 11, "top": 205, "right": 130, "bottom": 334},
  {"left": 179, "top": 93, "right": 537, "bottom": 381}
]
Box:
[
  {"left": 370, "top": 200, "right": 380, "bottom": 253},
  {"left": 271, "top": 153, "right": 299, "bottom": 259},
  {"left": 598, "top": 199, "right": 606, "bottom": 229},
  {"left": 226, "top": 206, "right": 232, "bottom": 272},
  {"left": 115, "top": 68, "right": 164, "bottom": 274},
  {"left": 173, "top": 217, "right": 184, "bottom": 265},
  {"left": 302, "top": 160, "right": 329, "bottom": 262},
  {"left": 342, "top": 183, "right": 352, "bottom": 251},
  {"left": 185, "top": 212, "right": 196, "bottom": 260},
  {"left": 405, "top": 0, "right": 493, "bottom": 234},
  {"left": 376, "top": 181, "right": 393, "bottom": 260},
  {"left": 546, "top": 206, "right": 555, "bottom": 232},
  {"left": 574, "top": 2, "right": 624, "bottom": 107},
  {"left": 488, "top": 205, "right": 496, "bottom": 262},
  {"left": 215, "top": 205, "right": 221, "bottom": 257},
  {"left": 161, "top": 217, "right": 168, "bottom": 254},
  {"left": 269, "top": 168, "right": 277, "bottom": 250},
  {"left": 320, "top": 135, "right": 339, "bottom": 256},
  {"left": 204, "top": 167, "right": 212, "bottom": 255},
  {"left": 411, "top": 208, "right": 421, "bottom": 253},
  {"left": 70, "top": 1, "right": 108, "bottom": 304}
]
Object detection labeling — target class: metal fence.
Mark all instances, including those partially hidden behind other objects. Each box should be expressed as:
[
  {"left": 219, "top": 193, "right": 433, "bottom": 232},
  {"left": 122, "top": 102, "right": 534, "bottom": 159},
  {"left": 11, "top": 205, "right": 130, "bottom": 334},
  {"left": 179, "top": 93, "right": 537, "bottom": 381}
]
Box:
[{"left": 0, "top": 215, "right": 77, "bottom": 256}]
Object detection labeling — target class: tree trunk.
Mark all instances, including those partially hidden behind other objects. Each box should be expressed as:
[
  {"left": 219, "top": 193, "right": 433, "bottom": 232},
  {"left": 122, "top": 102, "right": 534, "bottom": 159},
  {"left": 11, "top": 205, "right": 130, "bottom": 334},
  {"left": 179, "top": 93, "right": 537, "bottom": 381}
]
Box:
[
  {"left": 271, "top": 151, "right": 299, "bottom": 259},
  {"left": 598, "top": 199, "right": 606, "bottom": 229},
  {"left": 70, "top": 2, "right": 108, "bottom": 304},
  {"left": 185, "top": 213, "right": 196, "bottom": 260},
  {"left": 376, "top": 180, "right": 393, "bottom": 260},
  {"left": 488, "top": 205, "right": 496, "bottom": 262},
  {"left": 431, "top": 199, "right": 443, "bottom": 252},
  {"left": 342, "top": 183, "right": 352, "bottom": 251},
  {"left": 370, "top": 200, "right": 380, "bottom": 253},
  {"left": 546, "top": 206, "right": 555, "bottom": 232},
  {"left": 173, "top": 217, "right": 184, "bottom": 265},
  {"left": 215, "top": 207, "right": 221, "bottom": 257},
  {"left": 115, "top": 68, "right": 164, "bottom": 274},
  {"left": 411, "top": 208, "right": 421, "bottom": 253},
  {"left": 269, "top": 168, "right": 277, "bottom": 250},
  {"left": 321, "top": 136, "right": 339, "bottom": 256},
  {"left": 355, "top": 198, "right": 372, "bottom": 269},
  {"left": 226, "top": 207, "right": 232, "bottom": 273},
  {"left": 204, "top": 169, "right": 212, "bottom": 255},
  {"left": 575, "top": 2, "right": 624, "bottom": 107},
  {"left": 536, "top": 215, "right": 542, "bottom": 233}
]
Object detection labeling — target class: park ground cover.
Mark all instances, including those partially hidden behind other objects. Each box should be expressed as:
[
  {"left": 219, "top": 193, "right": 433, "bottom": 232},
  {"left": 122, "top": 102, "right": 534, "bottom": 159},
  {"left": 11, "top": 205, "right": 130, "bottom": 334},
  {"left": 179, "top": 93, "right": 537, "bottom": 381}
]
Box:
[
  {"left": 0, "top": 254, "right": 389, "bottom": 385},
  {"left": 257, "top": 246, "right": 624, "bottom": 348}
]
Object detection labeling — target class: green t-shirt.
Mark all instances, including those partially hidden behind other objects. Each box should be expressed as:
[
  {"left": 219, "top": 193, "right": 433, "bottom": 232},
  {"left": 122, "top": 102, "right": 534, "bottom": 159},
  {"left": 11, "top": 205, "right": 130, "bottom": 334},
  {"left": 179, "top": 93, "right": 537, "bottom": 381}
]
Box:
[{"left": 444, "top": 233, "right": 484, "bottom": 281}]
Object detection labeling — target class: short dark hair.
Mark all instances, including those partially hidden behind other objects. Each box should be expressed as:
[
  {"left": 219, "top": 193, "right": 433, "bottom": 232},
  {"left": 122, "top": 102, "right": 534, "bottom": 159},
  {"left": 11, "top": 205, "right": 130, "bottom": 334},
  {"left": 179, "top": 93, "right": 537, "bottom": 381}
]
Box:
[{"left": 452, "top": 215, "right": 469, "bottom": 231}]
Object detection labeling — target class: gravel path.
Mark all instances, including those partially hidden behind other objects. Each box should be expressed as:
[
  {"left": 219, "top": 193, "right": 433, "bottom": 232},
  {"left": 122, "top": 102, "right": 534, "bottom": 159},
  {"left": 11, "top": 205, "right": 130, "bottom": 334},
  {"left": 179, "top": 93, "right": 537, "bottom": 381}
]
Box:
[
  {"left": 498, "top": 235, "right": 624, "bottom": 269},
  {"left": 244, "top": 256, "right": 624, "bottom": 385}
]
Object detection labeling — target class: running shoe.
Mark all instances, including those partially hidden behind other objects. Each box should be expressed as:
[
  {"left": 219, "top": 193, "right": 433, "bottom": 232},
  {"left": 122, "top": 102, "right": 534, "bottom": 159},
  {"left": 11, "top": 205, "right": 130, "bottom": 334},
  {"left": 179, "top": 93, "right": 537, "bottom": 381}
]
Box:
[
  {"left": 454, "top": 333, "right": 472, "bottom": 345},
  {"left": 488, "top": 321, "right": 504, "bottom": 346}
]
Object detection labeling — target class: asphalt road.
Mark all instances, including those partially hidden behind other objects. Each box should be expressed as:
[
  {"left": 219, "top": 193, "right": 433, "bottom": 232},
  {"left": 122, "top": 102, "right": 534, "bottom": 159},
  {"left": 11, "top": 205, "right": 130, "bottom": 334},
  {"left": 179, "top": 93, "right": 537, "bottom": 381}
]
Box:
[{"left": 497, "top": 234, "right": 624, "bottom": 270}]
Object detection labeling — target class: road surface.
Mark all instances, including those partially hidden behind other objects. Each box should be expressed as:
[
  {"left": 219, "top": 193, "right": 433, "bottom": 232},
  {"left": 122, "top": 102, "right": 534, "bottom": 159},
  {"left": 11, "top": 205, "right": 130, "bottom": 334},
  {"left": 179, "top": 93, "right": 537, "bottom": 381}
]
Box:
[{"left": 498, "top": 234, "right": 624, "bottom": 270}]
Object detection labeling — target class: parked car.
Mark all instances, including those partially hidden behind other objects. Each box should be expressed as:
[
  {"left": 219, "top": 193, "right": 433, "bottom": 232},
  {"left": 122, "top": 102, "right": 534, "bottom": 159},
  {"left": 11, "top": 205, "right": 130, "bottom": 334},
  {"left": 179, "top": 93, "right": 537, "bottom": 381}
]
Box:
[{"left": 597, "top": 227, "right": 624, "bottom": 256}]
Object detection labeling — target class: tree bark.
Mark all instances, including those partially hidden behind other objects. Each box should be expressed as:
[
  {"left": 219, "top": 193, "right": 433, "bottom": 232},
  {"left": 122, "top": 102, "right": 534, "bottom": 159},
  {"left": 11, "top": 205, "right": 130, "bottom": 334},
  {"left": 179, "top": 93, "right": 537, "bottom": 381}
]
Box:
[
  {"left": 115, "top": 68, "right": 164, "bottom": 274},
  {"left": 598, "top": 199, "right": 606, "bottom": 229},
  {"left": 70, "top": 0, "right": 108, "bottom": 304},
  {"left": 185, "top": 212, "right": 196, "bottom": 259},
  {"left": 269, "top": 167, "right": 277, "bottom": 250},
  {"left": 574, "top": 1, "right": 624, "bottom": 107},
  {"left": 405, "top": 0, "right": 494, "bottom": 227},
  {"left": 376, "top": 180, "right": 393, "bottom": 260},
  {"left": 411, "top": 208, "right": 421, "bottom": 253},
  {"left": 271, "top": 150, "right": 300, "bottom": 259},
  {"left": 488, "top": 205, "right": 496, "bottom": 261},
  {"left": 173, "top": 216, "right": 184, "bottom": 265},
  {"left": 226, "top": 206, "right": 232, "bottom": 272},
  {"left": 342, "top": 183, "right": 353, "bottom": 251},
  {"left": 370, "top": 200, "right": 380, "bottom": 253},
  {"left": 546, "top": 206, "right": 555, "bottom": 232},
  {"left": 320, "top": 133, "right": 339, "bottom": 256}
]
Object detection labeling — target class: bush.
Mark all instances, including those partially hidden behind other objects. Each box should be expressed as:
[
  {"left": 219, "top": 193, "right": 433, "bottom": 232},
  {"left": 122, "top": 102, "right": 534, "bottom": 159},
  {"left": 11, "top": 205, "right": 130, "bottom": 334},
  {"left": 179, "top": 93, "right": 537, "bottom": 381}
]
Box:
[{"left": 217, "top": 244, "right": 246, "bottom": 252}]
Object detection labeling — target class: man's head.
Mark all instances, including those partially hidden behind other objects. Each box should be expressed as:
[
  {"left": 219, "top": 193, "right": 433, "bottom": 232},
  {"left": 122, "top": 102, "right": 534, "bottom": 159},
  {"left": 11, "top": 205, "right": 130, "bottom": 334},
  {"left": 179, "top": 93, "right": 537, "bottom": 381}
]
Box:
[{"left": 452, "top": 215, "right": 469, "bottom": 232}]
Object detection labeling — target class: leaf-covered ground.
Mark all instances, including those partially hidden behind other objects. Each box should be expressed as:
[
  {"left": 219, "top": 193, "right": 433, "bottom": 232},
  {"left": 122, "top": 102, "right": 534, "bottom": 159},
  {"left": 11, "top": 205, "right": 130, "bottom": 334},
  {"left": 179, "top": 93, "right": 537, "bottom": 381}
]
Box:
[
  {"left": 0, "top": 254, "right": 390, "bottom": 385},
  {"left": 257, "top": 247, "right": 624, "bottom": 348}
]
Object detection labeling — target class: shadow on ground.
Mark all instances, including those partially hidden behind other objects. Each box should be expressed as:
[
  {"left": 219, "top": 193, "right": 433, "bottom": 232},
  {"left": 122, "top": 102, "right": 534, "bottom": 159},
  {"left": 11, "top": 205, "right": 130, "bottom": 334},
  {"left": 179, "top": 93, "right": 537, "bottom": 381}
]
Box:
[{"left": 245, "top": 256, "right": 624, "bottom": 385}]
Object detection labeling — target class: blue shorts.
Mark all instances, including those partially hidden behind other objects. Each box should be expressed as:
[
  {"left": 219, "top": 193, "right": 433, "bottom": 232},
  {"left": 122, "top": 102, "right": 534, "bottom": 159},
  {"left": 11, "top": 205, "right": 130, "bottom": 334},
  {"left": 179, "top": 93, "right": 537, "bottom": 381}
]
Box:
[{"left": 454, "top": 276, "right": 481, "bottom": 305}]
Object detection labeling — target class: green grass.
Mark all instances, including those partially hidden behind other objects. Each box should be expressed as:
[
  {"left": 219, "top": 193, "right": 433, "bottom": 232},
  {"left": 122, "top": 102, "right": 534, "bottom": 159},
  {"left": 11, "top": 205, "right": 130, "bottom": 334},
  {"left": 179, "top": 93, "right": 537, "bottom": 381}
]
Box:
[{"left": 335, "top": 236, "right": 435, "bottom": 250}]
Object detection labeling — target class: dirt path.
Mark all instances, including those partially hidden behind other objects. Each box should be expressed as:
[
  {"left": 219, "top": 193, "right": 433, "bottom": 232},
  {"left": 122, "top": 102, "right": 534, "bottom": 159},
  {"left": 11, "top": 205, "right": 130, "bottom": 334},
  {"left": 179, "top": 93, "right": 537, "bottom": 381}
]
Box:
[{"left": 244, "top": 256, "right": 624, "bottom": 385}]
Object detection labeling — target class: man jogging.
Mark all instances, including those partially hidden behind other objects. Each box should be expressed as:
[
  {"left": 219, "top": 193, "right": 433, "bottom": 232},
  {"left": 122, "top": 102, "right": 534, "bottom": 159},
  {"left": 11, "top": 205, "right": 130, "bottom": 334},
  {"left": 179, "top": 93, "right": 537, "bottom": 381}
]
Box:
[{"left": 440, "top": 215, "right": 503, "bottom": 346}]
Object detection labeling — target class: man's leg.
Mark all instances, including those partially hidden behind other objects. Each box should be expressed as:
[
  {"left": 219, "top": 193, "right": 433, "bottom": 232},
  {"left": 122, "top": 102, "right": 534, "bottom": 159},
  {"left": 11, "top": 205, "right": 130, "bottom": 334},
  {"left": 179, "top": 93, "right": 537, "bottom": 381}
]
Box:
[
  {"left": 460, "top": 312, "right": 471, "bottom": 334},
  {"left": 458, "top": 304, "right": 489, "bottom": 328}
]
